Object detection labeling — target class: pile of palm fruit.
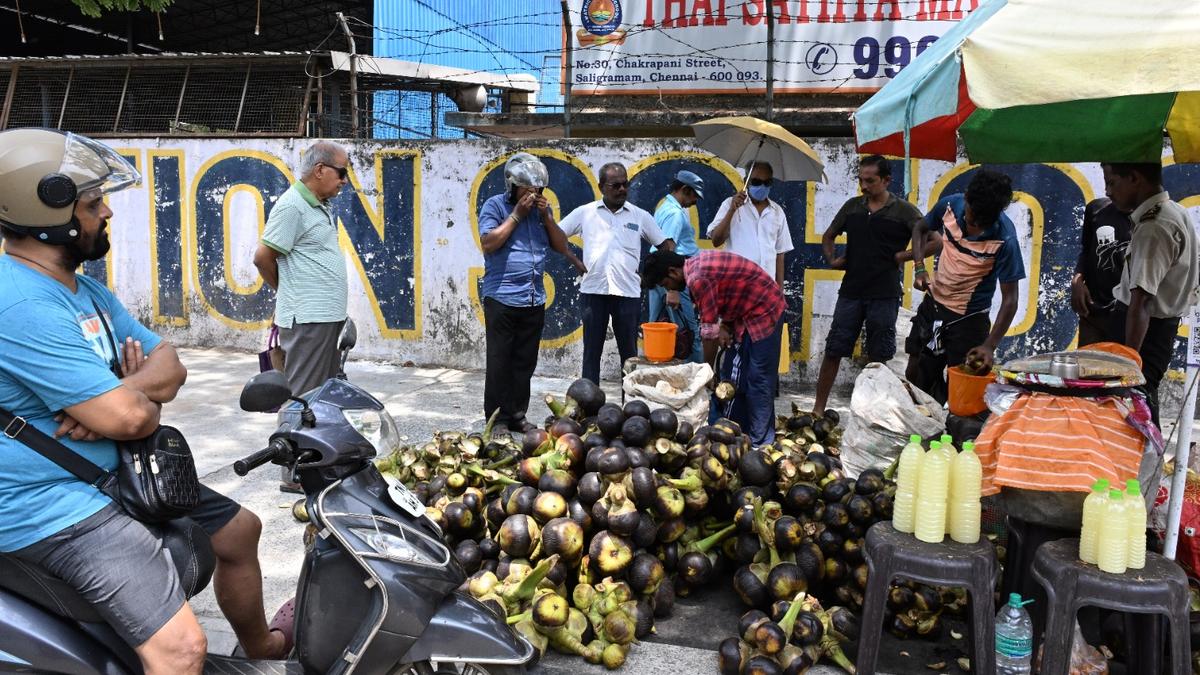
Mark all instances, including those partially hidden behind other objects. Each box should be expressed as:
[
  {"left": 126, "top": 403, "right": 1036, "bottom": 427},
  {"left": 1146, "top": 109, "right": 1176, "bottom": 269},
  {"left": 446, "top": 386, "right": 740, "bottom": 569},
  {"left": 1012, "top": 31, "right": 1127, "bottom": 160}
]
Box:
[{"left": 372, "top": 378, "right": 906, "bottom": 672}]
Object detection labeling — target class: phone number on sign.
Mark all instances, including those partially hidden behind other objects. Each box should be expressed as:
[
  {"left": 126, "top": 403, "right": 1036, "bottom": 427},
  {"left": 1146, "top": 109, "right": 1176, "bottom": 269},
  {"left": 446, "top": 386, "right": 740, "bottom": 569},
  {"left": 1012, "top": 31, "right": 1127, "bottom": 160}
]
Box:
[{"left": 853, "top": 35, "right": 939, "bottom": 79}]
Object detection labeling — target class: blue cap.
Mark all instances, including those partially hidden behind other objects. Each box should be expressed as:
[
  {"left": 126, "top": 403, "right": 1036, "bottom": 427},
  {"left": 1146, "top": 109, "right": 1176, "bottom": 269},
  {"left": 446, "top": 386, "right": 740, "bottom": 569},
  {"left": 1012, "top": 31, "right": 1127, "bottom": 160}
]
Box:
[{"left": 675, "top": 170, "right": 704, "bottom": 200}]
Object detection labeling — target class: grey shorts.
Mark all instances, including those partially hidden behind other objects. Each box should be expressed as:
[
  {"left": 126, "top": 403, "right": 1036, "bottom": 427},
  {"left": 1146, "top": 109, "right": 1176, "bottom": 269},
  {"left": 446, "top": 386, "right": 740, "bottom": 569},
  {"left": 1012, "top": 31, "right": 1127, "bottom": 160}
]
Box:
[{"left": 9, "top": 486, "right": 242, "bottom": 648}]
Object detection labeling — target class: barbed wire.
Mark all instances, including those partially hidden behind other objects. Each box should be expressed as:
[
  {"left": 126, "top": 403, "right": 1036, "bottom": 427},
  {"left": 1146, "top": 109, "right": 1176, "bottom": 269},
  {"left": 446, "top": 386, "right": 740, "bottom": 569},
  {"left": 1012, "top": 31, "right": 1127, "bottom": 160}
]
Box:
[{"left": 320, "top": 1, "right": 976, "bottom": 138}]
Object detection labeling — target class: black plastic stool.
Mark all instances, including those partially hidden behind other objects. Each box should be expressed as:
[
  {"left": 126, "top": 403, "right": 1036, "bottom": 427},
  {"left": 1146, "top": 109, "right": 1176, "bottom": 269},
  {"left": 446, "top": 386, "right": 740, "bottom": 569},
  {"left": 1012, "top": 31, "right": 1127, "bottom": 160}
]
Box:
[
  {"left": 857, "top": 522, "right": 999, "bottom": 675},
  {"left": 1031, "top": 538, "right": 1190, "bottom": 675}
]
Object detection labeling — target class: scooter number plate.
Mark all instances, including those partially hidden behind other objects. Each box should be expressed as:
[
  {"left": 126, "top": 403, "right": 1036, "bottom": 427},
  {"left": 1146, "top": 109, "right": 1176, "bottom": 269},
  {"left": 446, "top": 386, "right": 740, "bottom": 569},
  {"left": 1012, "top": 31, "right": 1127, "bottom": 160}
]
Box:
[{"left": 383, "top": 475, "right": 425, "bottom": 518}]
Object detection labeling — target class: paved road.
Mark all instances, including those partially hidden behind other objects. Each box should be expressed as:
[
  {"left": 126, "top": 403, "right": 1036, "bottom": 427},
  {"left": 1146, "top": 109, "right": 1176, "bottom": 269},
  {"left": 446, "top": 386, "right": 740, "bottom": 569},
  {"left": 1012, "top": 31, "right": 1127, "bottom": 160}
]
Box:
[{"left": 172, "top": 347, "right": 939, "bottom": 674}]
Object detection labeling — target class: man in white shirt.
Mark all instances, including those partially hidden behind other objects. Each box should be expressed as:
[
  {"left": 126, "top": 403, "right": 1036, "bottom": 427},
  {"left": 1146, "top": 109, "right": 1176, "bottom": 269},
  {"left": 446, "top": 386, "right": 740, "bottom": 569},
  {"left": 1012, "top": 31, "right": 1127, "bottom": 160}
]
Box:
[
  {"left": 706, "top": 161, "right": 794, "bottom": 286},
  {"left": 560, "top": 162, "right": 675, "bottom": 383}
]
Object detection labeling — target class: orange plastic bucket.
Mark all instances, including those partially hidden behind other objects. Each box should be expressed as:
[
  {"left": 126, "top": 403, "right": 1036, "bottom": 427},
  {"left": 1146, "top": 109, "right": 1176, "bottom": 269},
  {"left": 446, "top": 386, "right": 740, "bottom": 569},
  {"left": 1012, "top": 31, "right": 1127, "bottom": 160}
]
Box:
[
  {"left": 641, "top": 322, "right": 677, "bottom": 363},
  {"left": 948, "top": 365, "right": 992, "bottom": 417}
]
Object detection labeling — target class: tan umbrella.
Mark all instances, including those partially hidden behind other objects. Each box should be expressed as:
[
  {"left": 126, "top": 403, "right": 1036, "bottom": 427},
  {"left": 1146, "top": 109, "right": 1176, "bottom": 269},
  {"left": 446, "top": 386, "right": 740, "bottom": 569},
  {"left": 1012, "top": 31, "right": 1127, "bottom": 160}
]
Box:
[{"left": 691, "top": 116, "right": 827, "bottom": 184}]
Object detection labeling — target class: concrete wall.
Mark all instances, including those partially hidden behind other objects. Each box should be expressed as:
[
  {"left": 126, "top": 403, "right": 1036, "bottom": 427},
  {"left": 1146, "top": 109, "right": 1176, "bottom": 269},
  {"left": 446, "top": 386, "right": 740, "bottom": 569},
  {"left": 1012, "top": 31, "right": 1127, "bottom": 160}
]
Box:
[{"left": 90, "top": 138, "right": 1200, "bottom": 392}]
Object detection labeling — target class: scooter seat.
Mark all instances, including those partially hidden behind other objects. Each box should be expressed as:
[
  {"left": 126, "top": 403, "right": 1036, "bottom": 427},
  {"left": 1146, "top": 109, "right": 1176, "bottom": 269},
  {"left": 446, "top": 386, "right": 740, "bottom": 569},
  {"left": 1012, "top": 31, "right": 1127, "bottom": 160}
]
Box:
[{"left": 0, "top": 517, "right": 215, "bottom": 623}]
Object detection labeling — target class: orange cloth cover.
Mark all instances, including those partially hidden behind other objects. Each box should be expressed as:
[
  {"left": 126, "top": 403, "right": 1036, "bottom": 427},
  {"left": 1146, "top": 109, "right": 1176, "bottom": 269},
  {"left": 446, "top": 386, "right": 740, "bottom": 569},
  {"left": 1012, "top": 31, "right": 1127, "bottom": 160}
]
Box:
[{"left": 973, "top": 392, "right": 1144, "bottom": 496}]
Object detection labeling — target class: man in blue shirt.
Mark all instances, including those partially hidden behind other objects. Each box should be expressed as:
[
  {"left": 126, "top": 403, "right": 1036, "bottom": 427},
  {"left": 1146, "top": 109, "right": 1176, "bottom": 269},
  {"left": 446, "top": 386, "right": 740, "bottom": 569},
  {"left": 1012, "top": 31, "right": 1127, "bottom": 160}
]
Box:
[
  {"left": 907, "top": 170, "right": 1025, "bottom": 403},
  {"left": 478, "top": 153, "right": 584, "bottom": 434},
  {"left": 0, "top": 129, "right": 287, "bottom": 672},
  {"left": 647, "top": 170, "right": 705, "bottom": 362}
]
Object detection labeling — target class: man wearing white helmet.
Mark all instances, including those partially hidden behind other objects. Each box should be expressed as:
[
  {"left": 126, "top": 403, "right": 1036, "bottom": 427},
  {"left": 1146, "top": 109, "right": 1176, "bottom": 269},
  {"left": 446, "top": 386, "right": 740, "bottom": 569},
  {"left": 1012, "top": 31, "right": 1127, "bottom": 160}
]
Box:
[
  {"left": 478, "top": 152, "right": 585, "bottom": 435},
  {"left": 0, "top": 129, "right": 287, "bottom": 673}
]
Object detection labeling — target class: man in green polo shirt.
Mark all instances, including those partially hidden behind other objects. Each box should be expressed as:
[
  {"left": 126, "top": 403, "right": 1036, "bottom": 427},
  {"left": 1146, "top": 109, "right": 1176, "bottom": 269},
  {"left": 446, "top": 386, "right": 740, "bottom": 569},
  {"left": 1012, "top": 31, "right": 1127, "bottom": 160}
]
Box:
[{"left": 254, "top": 141, "right": 350, "bottom": 490}]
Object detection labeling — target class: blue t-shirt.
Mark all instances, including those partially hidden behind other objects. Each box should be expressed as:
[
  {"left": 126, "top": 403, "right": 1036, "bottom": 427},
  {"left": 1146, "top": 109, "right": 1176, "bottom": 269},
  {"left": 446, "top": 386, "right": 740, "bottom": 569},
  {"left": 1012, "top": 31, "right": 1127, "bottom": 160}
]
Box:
[
  {"left": 478, "top": 193, "right": 551, "bottom": 307},
  {"left": 653, "top": 194, "right": 698, "bottom": 256},
  {"left": 923, "top": 194, "right": 1026, "bottom": 315},
  {"left": 0, "top": 257, "right": 161, "bottom": 552}
]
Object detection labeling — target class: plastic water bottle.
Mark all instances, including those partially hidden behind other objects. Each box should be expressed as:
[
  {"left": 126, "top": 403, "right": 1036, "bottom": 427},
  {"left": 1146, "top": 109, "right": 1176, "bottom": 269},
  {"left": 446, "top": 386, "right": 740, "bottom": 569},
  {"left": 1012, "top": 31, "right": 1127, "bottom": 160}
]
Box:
[
  {"left": 914, "top": 441, "right": 949, "bottom": 543},
  {"left": 938, "top": 435, "right": 956, "bottom": 535},
  {"left": 949, "top": 441, "right": 982, "bottom": 544},
  {"left": 1078, "top": 478, "right": 1110, "bottom": 565},
  {"left": 1125, "top": 479, "right": 1147, "bottom": 570},
  {"left": 995, "top": 593, "right": 1034, "bottom": 674},
  {"left": 893, "top": 434, "right": 924, "bottom": 533},
  {"left": 1097, "top": 488, "right": 1128, "bottom": 574}
]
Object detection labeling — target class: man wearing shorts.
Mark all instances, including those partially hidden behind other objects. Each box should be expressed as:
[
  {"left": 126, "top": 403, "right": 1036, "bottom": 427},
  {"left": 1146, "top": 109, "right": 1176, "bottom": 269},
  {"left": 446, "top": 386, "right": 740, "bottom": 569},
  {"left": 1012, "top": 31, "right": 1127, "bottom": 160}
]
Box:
[
  {"left": 0, "top": 129, "right": 286, "bottom": 674},
  {"left": 907, "top": 170, "right": 1025, "bottom": 404},
  {"left": 813, "top": 155, "right": 930, "bottom": 415}
]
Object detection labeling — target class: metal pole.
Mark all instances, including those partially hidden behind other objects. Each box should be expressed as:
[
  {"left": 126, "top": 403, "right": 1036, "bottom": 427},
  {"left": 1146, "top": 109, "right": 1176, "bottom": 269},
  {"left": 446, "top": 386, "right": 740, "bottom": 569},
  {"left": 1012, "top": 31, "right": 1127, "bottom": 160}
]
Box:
[
  {"left": 57, "top": 66, "right": 73, "bottom": 129},
  {"left": 316, "top": 75, "right": 324, "bottom": 136},
  {"left": 765, "top": 0, "right": 775, "bottom": 121},
  {"left": 172, "top": 65, "right": 190, "bottom": 133},
  {"left": 298, "top": 74, "right": 314, "bottom": 136},
  {"left": 1164, "top": 363, "right": 1200, "bottom": 559},
  {"left": 336, "top": 12, "right": 359, "bottom": 138},
  {"left": 560, "top": 0, "right": 572, "bottom": 138},
  {"left": 112, "top": 65, "right": 131, "bottom": 133},
  {"left": 234, "top": 62, "right": 252, "bottom": 132},
  {"left": 430, "top": 92, "right": 439, "bottom": 138}
]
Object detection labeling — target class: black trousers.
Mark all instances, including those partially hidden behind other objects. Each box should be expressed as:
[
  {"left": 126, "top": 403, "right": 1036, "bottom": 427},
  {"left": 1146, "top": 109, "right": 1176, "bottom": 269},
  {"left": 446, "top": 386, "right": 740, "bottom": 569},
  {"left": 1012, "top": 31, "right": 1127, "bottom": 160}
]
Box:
[
  {"left": 905, "top": 295, "right": 991, "bottom": 405},
  {"left": 1108, "top": 303, "right": 1181, "bottom": 426},
  {"left": 580, "top": 293, "right": 640, "bottom": 384},
  {"left": 483, "top": 297, "right": 545, "bottom": 428}
]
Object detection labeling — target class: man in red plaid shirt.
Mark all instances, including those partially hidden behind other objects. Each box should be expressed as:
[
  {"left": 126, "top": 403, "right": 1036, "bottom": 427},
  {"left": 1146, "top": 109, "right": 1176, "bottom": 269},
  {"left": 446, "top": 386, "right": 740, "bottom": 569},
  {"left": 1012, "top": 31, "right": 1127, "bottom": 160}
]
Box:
[{"left": 643, "top": 250, "right": 785, "bottom": 445}]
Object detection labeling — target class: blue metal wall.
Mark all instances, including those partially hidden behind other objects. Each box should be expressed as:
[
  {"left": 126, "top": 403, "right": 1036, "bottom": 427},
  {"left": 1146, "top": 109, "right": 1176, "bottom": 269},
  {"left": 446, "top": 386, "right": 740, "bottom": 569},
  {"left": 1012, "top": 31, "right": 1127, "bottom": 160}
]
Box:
[{"left": 372, "top": 0, "right": 563, "bottom": 138}]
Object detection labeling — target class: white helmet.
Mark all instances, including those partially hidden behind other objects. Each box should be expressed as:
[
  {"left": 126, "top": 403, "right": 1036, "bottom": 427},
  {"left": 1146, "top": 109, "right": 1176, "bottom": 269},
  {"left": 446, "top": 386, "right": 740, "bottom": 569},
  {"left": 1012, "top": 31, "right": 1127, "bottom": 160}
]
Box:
[
  {"left": 503, "top": 152, "right": 548, "bottom": 191},
  {"left": 0, "top": 128, "right": 140, "bottom": 243}
]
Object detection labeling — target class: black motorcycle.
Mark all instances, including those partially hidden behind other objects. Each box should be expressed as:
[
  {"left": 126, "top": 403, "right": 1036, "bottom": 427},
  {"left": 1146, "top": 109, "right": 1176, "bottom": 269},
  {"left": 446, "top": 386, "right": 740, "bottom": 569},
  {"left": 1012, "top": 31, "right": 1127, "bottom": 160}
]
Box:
[{"left": 0, "top": 325, "right": 532, "bottom": 674}]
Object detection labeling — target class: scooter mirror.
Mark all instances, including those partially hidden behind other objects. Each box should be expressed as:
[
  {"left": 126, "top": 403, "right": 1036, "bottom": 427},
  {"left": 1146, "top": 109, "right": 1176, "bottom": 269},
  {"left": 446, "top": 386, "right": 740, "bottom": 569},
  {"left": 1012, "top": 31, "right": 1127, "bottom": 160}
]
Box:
[
  {"left": 338, "top": 318, "right": 358, "bottom": 351},
  {"left": 240, "top": 370, "right": 293, "bottom": 412}
]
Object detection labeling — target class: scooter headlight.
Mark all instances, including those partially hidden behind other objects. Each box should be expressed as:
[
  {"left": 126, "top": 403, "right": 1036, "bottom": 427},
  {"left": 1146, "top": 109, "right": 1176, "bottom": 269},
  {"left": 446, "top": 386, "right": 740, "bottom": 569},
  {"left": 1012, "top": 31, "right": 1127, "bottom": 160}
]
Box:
[
  {"left": 348, "top": 527, "right": 437, "bottom": 565},
  {"left": 343, "top": 408, "right": 402, "bottom": 456}
]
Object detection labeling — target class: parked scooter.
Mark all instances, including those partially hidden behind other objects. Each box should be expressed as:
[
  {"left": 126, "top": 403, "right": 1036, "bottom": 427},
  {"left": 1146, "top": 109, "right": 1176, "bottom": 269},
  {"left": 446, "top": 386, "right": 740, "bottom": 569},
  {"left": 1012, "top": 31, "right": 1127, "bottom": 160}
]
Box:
[{"left": 0, "top": 322, "right": 533, "bottom": 674}]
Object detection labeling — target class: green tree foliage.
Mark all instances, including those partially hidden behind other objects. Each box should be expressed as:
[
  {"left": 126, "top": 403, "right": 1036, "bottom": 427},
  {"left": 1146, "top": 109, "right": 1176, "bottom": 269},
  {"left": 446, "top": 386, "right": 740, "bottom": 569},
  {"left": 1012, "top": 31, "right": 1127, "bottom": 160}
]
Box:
[{"left": 69, "top": 0, "right": 175, "bottom": 18}]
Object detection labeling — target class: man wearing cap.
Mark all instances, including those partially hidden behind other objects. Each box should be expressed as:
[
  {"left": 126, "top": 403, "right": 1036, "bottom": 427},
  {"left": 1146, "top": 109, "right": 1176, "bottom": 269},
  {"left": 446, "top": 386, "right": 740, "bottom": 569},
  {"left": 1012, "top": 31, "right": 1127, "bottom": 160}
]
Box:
[
  {"left": 641, "top": 249, "right": 785, "bottom": 445},
  {"left": 478, "top": 153, "right": 585, "bottom": 435},
  {"left": 559, "top": 162, "right": 675, "bottom": 384},
  {"left": 647, "top": 170, "right": 705, "bottom": 363}
]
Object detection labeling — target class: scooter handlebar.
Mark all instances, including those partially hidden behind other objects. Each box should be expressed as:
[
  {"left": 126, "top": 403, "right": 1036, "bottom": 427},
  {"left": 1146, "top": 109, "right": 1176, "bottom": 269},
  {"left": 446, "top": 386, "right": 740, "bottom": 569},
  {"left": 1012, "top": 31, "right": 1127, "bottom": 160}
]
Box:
[{"left": 234, "top": 439, "right": 289, "bottom": 476}]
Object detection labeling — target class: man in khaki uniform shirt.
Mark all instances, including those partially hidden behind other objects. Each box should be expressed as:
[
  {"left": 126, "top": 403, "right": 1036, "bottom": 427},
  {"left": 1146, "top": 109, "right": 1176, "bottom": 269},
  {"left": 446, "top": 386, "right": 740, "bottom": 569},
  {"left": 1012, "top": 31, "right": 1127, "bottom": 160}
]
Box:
[{"left": 1102, "top": 161, "right": 1200, "bottom": 423}]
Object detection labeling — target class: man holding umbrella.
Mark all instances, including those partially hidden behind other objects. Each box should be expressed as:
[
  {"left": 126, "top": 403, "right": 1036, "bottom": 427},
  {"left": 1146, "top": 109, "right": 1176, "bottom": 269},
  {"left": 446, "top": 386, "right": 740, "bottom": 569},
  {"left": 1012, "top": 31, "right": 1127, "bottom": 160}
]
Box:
[{"left": 706, "top": 161, "right": 793, "bottom": 287}]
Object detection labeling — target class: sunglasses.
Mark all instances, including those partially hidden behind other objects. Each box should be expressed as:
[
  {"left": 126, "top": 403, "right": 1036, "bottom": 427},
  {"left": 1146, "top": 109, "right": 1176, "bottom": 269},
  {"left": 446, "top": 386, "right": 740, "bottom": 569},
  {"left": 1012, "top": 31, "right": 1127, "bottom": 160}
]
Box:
[
  {"left": 605, "top": 181, "right": 629, "bottom": 190},
  {"left": 321, "top": 162, "right": 349, "bottom": 180},
  {"left": 748, "top": 178, "right": 773, "bottom": 187}
]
